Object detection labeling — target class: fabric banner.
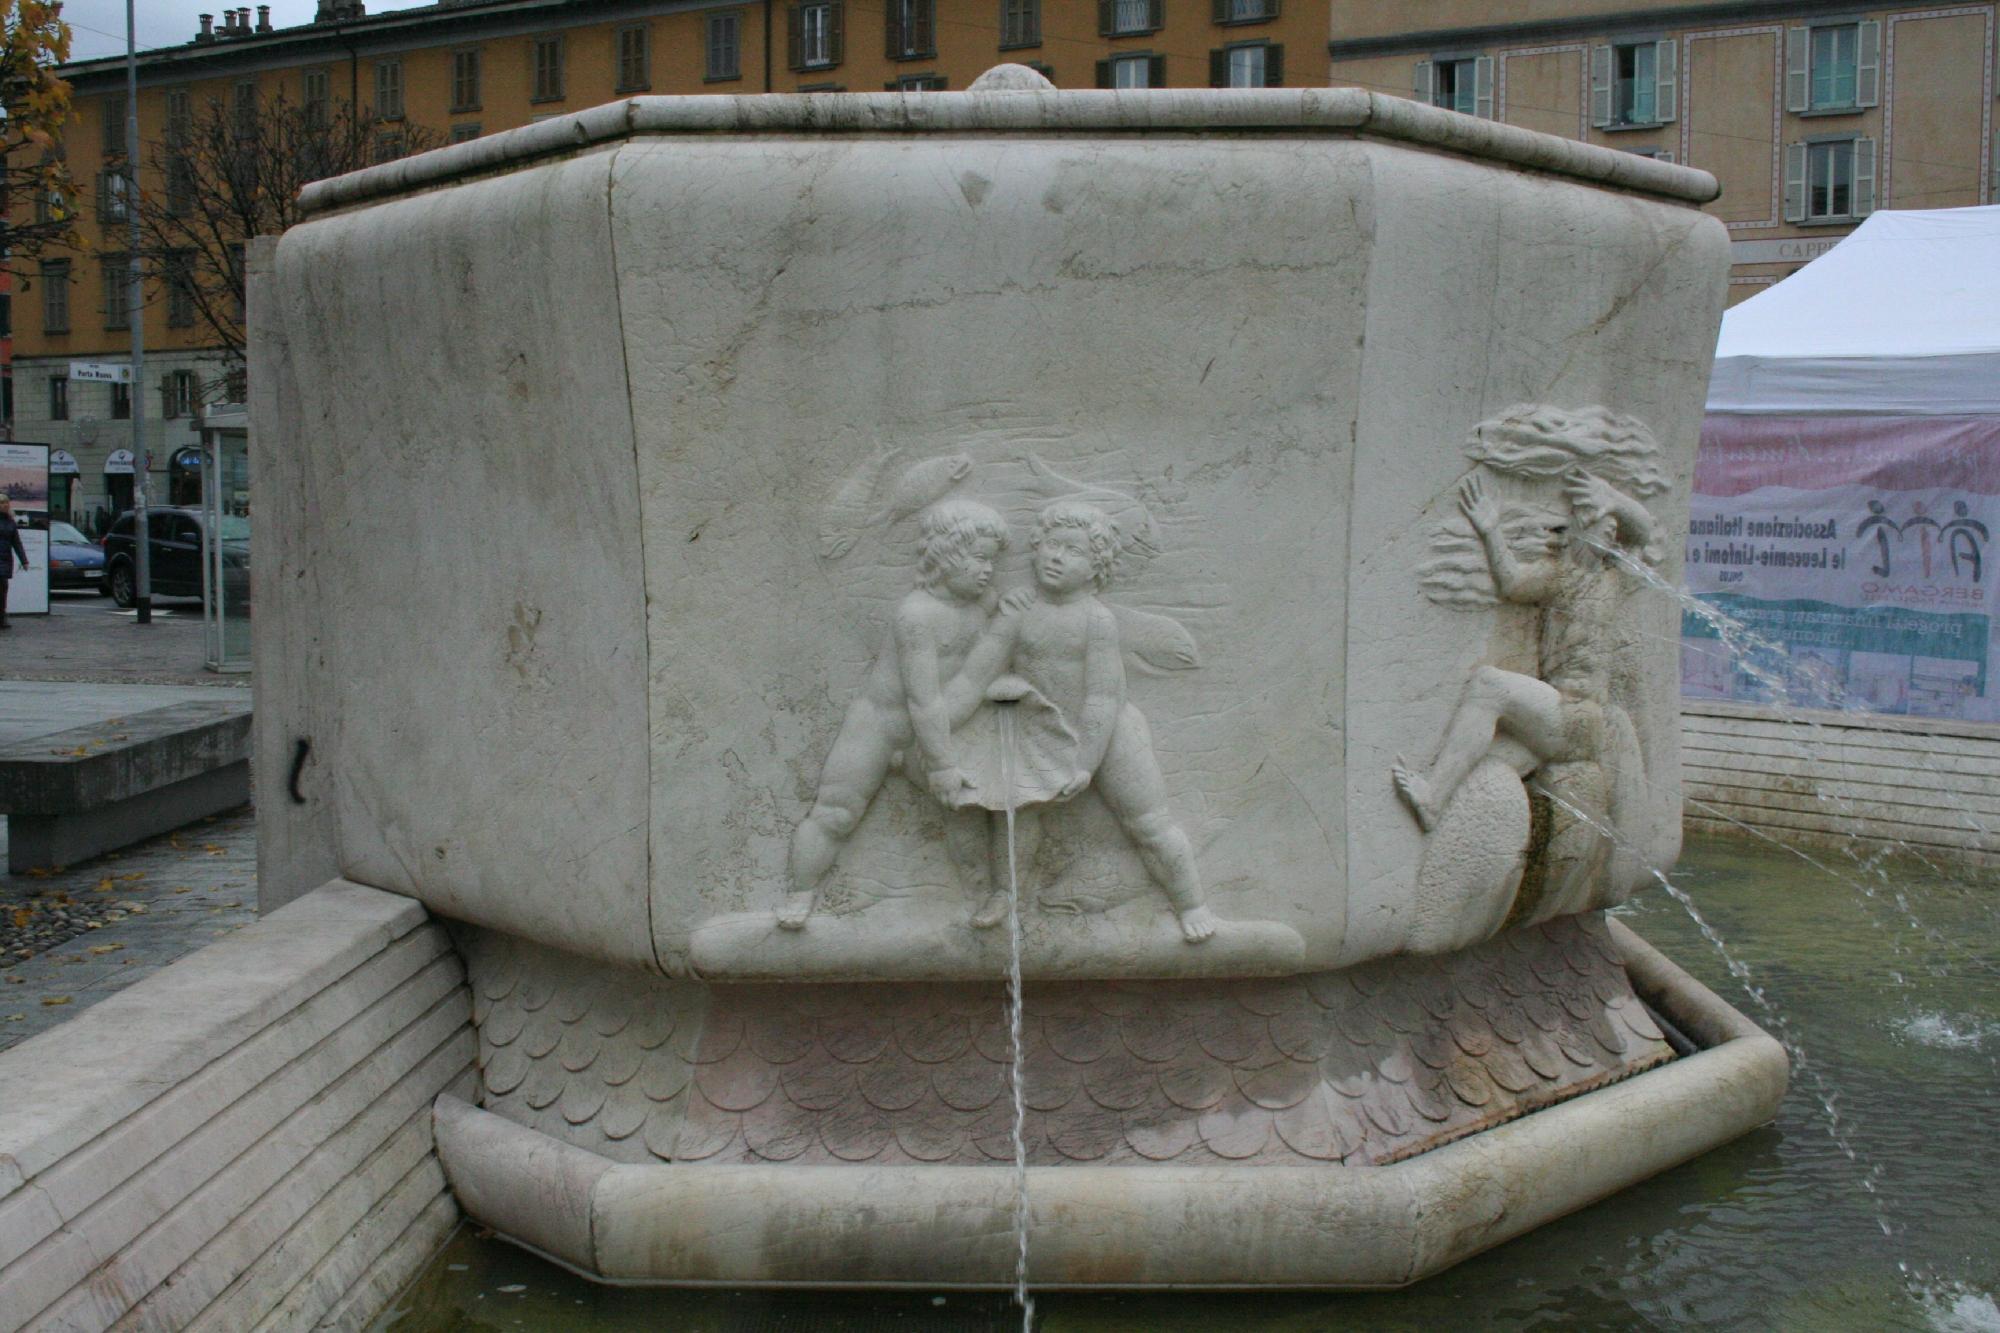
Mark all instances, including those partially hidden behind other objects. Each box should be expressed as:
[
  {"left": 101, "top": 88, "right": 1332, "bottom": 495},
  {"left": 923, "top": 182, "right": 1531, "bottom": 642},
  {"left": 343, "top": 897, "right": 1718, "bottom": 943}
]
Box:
[{"left": 1683, "top": 415, "right": 2000, "bottom": 723}]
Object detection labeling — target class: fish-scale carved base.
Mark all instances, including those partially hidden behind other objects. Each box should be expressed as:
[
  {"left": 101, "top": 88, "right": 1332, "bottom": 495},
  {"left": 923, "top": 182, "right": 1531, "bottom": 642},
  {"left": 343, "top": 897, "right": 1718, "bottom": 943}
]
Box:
[{"left": 461, "top": 912, "right": 1671, "bottom": 1169}]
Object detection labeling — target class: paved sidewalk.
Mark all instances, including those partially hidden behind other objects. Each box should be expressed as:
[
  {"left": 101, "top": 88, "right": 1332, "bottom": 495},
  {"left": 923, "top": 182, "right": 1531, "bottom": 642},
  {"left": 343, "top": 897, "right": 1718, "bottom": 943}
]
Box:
[
  {"left": 0, "top": 595, "right": 244, "bottom": 687},
  {"left": 0, "top": 803, "right": 257, "bottom": 1053}
]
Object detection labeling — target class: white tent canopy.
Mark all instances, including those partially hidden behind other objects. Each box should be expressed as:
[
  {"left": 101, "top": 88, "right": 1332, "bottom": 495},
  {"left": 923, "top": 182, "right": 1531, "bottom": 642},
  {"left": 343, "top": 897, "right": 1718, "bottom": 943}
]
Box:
[{"left": 1707, "top": 205, "right": 2000, "bottom": 415}]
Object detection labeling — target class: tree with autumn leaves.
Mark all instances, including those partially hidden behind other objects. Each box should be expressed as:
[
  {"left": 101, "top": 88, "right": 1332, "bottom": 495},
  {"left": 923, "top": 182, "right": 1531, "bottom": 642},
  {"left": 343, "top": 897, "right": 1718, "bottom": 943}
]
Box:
[{"left": 1, "top": 0, "right": 78, "bottom": 271}]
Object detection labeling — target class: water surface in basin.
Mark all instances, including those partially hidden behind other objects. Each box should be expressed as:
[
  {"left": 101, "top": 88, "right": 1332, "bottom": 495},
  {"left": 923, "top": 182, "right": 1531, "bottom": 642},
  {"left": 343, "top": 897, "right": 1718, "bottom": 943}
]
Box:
[{"left": 376, "top": 836, "right": 2000, "bottom": 1332}]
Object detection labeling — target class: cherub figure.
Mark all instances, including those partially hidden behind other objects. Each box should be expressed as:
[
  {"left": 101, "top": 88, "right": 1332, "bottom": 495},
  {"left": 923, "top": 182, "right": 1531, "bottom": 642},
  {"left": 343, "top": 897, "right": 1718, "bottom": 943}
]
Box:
[
  {"left": 1393, "top": 468, "right": 1658, "bottom": 833},
  {"left": 952, "top": 499, "right": 1218, "bottom": 943},
  {"left": 781, "top": 499, "right": 1015, "bottom": 929}
]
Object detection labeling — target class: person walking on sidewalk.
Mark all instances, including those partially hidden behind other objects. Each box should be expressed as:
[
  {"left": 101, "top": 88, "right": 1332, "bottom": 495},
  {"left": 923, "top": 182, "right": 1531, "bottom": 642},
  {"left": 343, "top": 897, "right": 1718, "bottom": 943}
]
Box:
[{"left": 0, "top": 498, "right": 30, "bottom": 629}]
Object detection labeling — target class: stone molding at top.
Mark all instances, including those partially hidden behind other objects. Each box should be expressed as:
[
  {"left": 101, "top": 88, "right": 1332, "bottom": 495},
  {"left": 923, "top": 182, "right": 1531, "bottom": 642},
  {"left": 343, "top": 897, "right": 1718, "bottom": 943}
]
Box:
[{"left": 296, "top": 79, "right": 1718, "bottom": 219}]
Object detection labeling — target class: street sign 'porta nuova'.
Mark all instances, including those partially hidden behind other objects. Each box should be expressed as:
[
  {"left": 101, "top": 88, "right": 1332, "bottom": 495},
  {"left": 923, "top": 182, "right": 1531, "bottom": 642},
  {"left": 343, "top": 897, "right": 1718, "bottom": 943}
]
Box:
[{"left": 68, "top": 361, "right": 133, "bottom": 384}]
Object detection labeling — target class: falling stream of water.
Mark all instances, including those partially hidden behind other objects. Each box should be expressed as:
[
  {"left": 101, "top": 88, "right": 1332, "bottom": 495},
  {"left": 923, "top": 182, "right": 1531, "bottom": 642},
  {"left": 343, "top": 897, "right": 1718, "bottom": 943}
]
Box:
[{"left": 997, "top": 703, "right": 1034, "bottom": 1332}]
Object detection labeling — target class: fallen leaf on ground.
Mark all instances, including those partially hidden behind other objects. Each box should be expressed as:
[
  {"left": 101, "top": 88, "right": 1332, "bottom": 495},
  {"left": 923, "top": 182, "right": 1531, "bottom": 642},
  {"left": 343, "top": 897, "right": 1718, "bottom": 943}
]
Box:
[
  {"left": 116, "top": 872, "right": 144, "bottom": 882},
  {"left": 94, "top": 878, "right": 115, "bottom": 893},
  {"left": 173, "top": 887, "right": 194, "bottom": 894},
  {"left": 202, "top": 845, "right": 225, "bottom": 855},
  {"left": 87, "top": 944, "right": 122, "bottom": 955},
  {"left": 10, "top": 908, "right": 31, "bottom": 929},
  {"left": 41, "top": 996, "right": 70, "bottom": 1006}
]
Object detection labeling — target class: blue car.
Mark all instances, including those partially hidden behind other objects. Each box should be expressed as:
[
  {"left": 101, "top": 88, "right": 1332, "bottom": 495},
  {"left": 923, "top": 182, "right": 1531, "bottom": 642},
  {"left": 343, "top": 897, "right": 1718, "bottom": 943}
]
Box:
[{"left": 37, "top": 518, "right": 107, "bottom": 593}]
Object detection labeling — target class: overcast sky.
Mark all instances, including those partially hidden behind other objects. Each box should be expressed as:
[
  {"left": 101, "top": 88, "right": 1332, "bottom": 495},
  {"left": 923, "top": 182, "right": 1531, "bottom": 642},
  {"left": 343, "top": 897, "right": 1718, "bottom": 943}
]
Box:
[{"left": 63, "top": 0, "right": 434, "bottom": 61}]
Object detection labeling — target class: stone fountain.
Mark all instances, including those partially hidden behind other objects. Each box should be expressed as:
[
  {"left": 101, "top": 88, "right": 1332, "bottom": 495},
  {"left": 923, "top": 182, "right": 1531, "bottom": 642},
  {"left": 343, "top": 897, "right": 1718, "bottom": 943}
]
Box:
[{"left": 252, "top": 67, "right": 1787, "bottom": 1291}]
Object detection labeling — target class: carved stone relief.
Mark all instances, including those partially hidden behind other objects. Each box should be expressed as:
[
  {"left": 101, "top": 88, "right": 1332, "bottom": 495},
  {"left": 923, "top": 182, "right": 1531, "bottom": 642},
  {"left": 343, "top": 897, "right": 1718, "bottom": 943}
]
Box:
[
  {"left": 689, "top": 448, "right": 1306, "bottom": 978},
  {"left": 1396, "top": 405, "right": 1671, "bottom": 954}
]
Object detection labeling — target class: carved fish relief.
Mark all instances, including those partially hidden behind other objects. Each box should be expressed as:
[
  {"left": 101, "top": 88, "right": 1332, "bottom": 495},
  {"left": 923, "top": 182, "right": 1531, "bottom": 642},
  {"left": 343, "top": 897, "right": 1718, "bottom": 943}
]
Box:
[
  {"left": 819, "top": 445, "right": 906, "bottom": 560},
  {"left": 1021, "top": 454, "right": 1162, "bottom": 558},
  {"left": 867, "top": 453, "right": 976, "bottom": 526},
  {"left": 1109, "top": 602, "right": 1201, "bottom": 672}
]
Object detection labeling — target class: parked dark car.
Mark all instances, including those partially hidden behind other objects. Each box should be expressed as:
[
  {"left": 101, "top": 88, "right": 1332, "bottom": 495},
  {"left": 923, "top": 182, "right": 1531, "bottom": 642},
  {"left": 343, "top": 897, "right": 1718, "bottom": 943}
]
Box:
[
  {"left": 100, "top": 508, "right": 249, "bottom": 608},
  {"left": 39, "top": 518, "right": 106, "bottom": 592}
]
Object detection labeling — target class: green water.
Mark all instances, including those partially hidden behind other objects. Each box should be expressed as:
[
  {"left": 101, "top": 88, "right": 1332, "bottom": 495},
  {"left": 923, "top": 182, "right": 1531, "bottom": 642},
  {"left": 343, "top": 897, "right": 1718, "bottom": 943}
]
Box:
[{"left": 377, "top": 837, "right": 2000, "bottom": 1332}]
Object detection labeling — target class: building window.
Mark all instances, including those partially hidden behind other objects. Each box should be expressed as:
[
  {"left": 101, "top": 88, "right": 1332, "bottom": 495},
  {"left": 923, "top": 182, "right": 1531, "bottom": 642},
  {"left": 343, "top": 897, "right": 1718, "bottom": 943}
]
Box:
[
  {"left": 102, "top": 256, "right": 130, "bottom": 330},
  {"left": 1101, "top": 0, "right": 1162, "bottom": 37},
  {"left": 616, "top": 26, "right": 650, "bottom": 91},
  {"left": 450, "top": 122, "right": 481, "bottom": 144},
  {"left": 40, "top": 261, "right": 69, "bottom": 334},
  {"left": 301, "top": 69, "right": 328, "bottom": 126},
  {"left": 48, "top": 376, "right": 68, "bottom": 421},
  {"left": 1213, "top": 0, "right": 1276, "bottom": 23},
  {"left": 1415, "top": 56, "right": 1491, "bottom": 118},
  {"left": 791, "top": 2, "right": 843, "bottom": 69},
  {"left": 101, "top": 96, "right": 126, "bottom": 156},
  {"left": 706, "top": 12, "right": 741, "bottom": 81},
  {"left": 232, "top": 80, "right": 258, "bottom": 138},
  {"left": 451, "top": 49, "right": 482, "bottom": 111},
  {"left": 373, "top": 130, "right": 404, "bottom": 164},
  {"left": 890, "top": 73, "right": 946, "bottom": 90},
  {"left": 97, "top": 169, "right": 131, "bottom": 224},
  {"left": 532, "top": 36, "right": 564, "bottom": 102},
  {"left": 1590, "top": 40, "right": 1675, "bottom": 128},
  {"left": 1212, "top": 42, "right": 1282, "bottom": 87},
  {"left": 1787, "top": 137, "right": 1876, "bottom": 222},
  {"left": 1787, "top": 21, "right": 1879, "bottom": 113},
  {"left": 165, "top": 89, "right": 191, "bottom": 144},
  {"left": 167, "top": 154, "right": 195, "bottom": 216},
  {"left": 1000, "top": 0, "right": 1039, "bottom": 49},
  {"left": 375, "top": 59, "right": 404, "bottom": 120},
  {"left": 886, "top": 0, "right": 934, "bottom": 60},
  {"left": 163, "top": 371, "right": 200, "bottom": 420},
  {"left": 167, "top": 253, "right": 197, "bottom": 328},
  {"left": 110, "top": 382, "right": 131, "bottom": 421},
  {"left": 1097, "top": 52, "right": 1163, "bottom": 88}
]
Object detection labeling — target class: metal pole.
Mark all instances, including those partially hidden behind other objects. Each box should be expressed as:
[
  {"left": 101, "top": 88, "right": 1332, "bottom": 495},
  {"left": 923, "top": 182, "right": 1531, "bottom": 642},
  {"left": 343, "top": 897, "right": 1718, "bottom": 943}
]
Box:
[{"left": 126, "top": 0, "right": 150, "bottom": 624}]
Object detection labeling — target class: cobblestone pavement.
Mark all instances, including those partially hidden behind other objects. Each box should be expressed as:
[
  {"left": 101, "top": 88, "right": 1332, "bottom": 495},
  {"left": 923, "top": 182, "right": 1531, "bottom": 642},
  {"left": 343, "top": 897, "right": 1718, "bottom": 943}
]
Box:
[
  {"left": 0, "top": 804, "right": 257, "bottom": 1053},
  {"left": 1, "top": 594, "right": 246, "bottom": 687}
]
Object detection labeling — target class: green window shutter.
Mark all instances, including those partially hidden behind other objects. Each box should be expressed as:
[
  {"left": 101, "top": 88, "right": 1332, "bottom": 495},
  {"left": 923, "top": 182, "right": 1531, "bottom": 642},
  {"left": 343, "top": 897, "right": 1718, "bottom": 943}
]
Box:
[
  {"left": 1412, "top": 59, "right": 1433, "bottom": 106},
  {"left": 1856, "top": 21, "right": 1881, "bottom": 108},
  {"left": 1782, "top": 142, "right": 1807, "bottom": 221},
  {"left": 1654, "top": 39, "right": 1676, "bottom": 123},
  {"left": 915, "top": 0, "right": 933, "bottom": 55},
  {"left": 1473, "top": 54, "right": 1493, "bottom": 119},
  {"left": 1210, "top": 49, "right": 1227, "bottom": 87},
  {"left": 1265, "top": 43, "right": 1283, "bottom": 87},
  {"left": 1589, "top": 45, "right": 1611, "bottom": 128},
  {"left": 787, "top": 5, "right": 803, "bottom": 70},
  {"left": 1785, "top": 28, "right": 1808, "bottom": 113},
  {"left": 1148, "top": 53, "right": 1166, "bottom": 85},
  {"left": 1098, "top": 0, "right": 1114, "bottom": 37},
  {"left": 1852, "top": 137, "right": 1876, "bottom": 216},
  {"left": 830, "top": 2, "right": 845, "bottom": 63},
  {"left": 1096, "top": 58, "right": 1112, "bottom": 88},
  {"left": 1148, "top": 0, "right": 1163, "bottom": 31},
  {"left": 885, "top": 3, "right": 899, "bottom": 58},
  {"left": 1211, "top": 0, "right": 1227, "bottom": 22}
]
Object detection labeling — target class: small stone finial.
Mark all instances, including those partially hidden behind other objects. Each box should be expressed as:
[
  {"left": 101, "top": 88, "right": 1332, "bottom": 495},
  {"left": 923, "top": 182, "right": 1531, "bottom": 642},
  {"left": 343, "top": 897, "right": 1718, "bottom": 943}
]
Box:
[{"left": 968, "top": 63, "right": 1056, "bottom": 93}]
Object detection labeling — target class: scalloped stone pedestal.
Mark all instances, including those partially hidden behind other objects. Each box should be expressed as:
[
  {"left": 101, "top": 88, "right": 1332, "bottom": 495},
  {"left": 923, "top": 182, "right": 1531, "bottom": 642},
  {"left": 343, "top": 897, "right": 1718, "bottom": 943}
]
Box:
[{"left": 437, "top": 919, "right": 1784, "bottom": 1288}]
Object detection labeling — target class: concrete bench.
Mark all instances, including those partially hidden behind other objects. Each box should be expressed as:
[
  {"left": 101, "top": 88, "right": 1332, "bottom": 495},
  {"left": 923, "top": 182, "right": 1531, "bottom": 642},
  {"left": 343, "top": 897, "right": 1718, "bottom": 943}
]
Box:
[{"left": 0, "top": 699, "right": 253, "bottom": 872}]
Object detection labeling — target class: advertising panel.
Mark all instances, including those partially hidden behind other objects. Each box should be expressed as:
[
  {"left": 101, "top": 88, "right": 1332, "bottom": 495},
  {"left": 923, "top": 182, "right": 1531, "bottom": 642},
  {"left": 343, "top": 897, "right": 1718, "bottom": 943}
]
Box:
[
  {"left": 1683, "top": 415, "right": 1998, "bottom": 722},
  {"left": 0, "top": 443, "right": 51, "bottom": 616}
]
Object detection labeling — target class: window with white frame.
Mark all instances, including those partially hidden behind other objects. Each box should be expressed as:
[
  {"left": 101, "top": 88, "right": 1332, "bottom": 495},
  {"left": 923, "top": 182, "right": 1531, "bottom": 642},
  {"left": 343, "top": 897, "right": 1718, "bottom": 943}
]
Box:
[
  {"left": 1212, "top": 42, "right": 1282, "bottom": 87},
  {"left": 891, "top": 72, "right": 946, "bottom": 90},
  {"left": 1098, "top": 52, "right": 1160, "bottom": 87},
  {"left": 706, "top": 12, "right": 741, "bottom": 81},
  {"left": 48, "top": 376, "right": 68, "bottom": 421},
  {"left": 1786, "top": 21, "right": 1879, "bottom": 113},
  {"left": 101, "top": 255, "right": 130, "bottom": 330},
  {"left": 1214, "top": 0, "right": 1276, "bottom": 23},
  {"left": 886, "top": 0, "right": 934, "bottom": 59},
  {"left": 792, "top": 1, "right": 842, "bottom": 69},
  {"left": 450, "top": 122, "right": 481, "bottom": 143},
  {"left": 1785, "top": 137, "right": 1876, "bottom": 222},
  {"left": 1591, "top": 39, "right": 1675, "bottom": 127},
  {"left": 1414, "top": 57, "right": 1491, "bottom": 118},
  {"left": 163, "top": 371, "right": 201, "bottom": 420},
  {"left": 301, "top": 69, "right": 328, "bottom": 126},
  {"left": 451, "top": 49, "right": 482, "bottom": 111}
]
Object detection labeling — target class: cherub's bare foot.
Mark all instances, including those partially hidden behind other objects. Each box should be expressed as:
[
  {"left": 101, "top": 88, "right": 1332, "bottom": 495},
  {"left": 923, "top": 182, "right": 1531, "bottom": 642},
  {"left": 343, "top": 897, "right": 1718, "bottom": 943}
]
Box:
[
  {"left": 971, "top": 891, "right": 1010, "bottom": 929},
  {"left": 777, "top": 891, "right": 815, "bottom": 930},
  {"left": 1391, "top": 758, "right": 1439, "bottom": 833},
  {"left": 1178, "top": 905, "right": 1218, "bottom": 944}
]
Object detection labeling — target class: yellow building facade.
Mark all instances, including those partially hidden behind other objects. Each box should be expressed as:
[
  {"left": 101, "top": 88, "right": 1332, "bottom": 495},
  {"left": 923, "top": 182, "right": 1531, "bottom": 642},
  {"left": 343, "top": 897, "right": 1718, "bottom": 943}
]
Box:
[{"left": 13, "top": 0, "right": 1997, "bottom": 523}]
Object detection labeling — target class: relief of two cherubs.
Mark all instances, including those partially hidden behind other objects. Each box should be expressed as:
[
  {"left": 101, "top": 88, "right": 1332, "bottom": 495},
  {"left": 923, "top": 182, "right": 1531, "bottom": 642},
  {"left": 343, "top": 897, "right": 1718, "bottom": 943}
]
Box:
[{"left": 784, "top": 447, "right": 1221, "bottom": 944}]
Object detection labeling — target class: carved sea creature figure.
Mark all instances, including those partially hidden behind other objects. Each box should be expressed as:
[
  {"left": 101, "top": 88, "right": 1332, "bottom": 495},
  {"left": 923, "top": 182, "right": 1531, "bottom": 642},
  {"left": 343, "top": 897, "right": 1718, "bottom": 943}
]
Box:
[
  {"left": 868, "top": 453, "right": 975, "bottom": 526},
  {"left": 1109, "top": 603, "right": 1200, "bottom": 672},
  {"left": 818, "top": 445, "right": 906, "bottom": 559},
  {"left": 1020, "top": 454, "right": 1161, "bottom": 557}
]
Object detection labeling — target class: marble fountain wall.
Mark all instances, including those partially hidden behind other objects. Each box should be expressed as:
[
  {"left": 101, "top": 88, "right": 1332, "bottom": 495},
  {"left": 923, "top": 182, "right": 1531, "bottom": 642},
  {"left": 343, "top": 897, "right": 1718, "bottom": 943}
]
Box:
[{"left": 0, "top": 74, "right": 1789, "bottom": 1328}]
